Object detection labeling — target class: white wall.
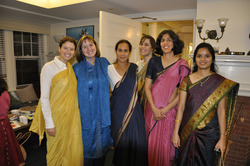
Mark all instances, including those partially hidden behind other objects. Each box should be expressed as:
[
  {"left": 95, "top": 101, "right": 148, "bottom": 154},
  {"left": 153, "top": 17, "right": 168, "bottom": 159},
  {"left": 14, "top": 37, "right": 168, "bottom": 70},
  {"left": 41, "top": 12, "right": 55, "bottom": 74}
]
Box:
[
  {"left": 49, "top": 9, "right": 196, "bottom": 54},
  {"left": 49, "top": 18, "right": 99, "bottom": 55},
  {"left": 49, "top": 0, "right": 250, "bottom": 56},
  {"left": 195, "top": 0, "right": 250, "bottom": 54}
]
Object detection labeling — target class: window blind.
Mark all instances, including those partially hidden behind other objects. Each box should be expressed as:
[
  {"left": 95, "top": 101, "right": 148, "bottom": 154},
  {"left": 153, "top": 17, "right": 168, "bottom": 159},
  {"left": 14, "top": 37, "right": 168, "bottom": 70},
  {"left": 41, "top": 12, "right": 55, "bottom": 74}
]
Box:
[{"left": 0, "top": 30, "right": 7, "bottom": 81}]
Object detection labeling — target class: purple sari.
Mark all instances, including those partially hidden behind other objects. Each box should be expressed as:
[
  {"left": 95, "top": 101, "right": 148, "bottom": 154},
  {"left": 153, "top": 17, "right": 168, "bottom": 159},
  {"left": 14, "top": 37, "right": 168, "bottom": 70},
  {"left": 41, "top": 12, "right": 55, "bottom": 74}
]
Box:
[{"left": 177, "top": 74, "right": 239, "bottom": 166}]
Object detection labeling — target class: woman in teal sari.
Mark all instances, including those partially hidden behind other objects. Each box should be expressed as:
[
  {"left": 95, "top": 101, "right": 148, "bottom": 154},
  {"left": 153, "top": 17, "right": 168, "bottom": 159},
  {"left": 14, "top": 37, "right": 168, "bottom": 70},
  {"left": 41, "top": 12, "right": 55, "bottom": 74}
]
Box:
[{"left": 172, "top": 43, "right": 239, "bottom": 166}]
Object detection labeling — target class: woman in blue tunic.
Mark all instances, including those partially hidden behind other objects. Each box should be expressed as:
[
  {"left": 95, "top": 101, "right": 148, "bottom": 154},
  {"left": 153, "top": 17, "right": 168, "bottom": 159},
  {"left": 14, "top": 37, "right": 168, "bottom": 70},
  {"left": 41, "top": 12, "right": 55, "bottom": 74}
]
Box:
[
  {"left": 108, "top": 39, "right": 148, "bottom": 166},
  {"left": 73, "top": 35, "right": 112, "bottom": 166}
]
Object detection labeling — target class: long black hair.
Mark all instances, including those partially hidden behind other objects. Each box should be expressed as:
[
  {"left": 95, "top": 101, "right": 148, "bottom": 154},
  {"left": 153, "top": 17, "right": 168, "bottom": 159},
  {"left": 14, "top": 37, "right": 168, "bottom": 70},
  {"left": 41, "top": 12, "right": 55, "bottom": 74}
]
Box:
[
  {"left": 155, "top": 30, "right": 184, "bottom": 56},
  {"left": 0, "top": 77, "right": 8, "bottom": 96},
  {"left": 192, "top": 42, "right": 217, "bottom": 73}
]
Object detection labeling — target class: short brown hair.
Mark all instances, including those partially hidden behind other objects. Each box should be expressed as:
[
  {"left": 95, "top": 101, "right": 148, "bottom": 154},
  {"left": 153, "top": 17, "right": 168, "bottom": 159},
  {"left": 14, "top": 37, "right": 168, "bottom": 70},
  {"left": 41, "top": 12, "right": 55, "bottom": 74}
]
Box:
[
  {"left": 59, "top": 36, "right": 76, "bottom": 49},
  {"left": 139, "top": 35, "right": 156, "bottom": 51},
  {"left": 75, "top": 35, "right": 100, "bottom": 62}
]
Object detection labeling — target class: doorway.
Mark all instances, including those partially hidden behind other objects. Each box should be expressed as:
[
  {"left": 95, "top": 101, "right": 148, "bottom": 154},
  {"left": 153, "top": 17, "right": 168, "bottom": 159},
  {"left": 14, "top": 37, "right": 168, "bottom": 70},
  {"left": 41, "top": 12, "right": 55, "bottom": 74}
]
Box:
[{"left": 141, "top": 20, "right": 193, "bottom": 64}]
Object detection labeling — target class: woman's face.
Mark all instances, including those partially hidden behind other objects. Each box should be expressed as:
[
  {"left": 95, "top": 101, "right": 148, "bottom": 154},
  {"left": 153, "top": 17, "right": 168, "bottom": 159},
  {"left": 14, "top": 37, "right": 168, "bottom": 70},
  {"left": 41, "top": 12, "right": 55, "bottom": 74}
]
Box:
[
  {"left": 81, "top": 39, "right": 96, "bottom": 60},
  {"left": 116, "top": 43, "right": 130, "bottom": 63},
  {"left": 58, "top": 41, "right": 75, "bottom": 64},
  {"left": 160, "top": 33, "right": 173, "bottom": 54},
  {"left": 139, "top": 38, "right": 153, "bottom": 57},
  {"left": 195, "top": 47, "right": 213, "bottom": 71}
]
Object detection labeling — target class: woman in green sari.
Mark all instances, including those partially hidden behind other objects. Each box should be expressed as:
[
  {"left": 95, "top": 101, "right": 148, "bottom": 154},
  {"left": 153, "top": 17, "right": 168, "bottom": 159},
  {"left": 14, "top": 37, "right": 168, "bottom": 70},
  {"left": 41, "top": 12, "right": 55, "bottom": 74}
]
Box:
[{"left": 172, "top": 42, "right": 239, "bottom": 166}]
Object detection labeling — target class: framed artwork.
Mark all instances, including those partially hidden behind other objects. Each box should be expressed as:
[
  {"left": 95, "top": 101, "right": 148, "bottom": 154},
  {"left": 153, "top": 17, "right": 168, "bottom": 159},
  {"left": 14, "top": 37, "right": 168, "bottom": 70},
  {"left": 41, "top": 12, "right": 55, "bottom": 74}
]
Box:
[{"left": 66, "top": 25, "right": 94, "bottom": 42}]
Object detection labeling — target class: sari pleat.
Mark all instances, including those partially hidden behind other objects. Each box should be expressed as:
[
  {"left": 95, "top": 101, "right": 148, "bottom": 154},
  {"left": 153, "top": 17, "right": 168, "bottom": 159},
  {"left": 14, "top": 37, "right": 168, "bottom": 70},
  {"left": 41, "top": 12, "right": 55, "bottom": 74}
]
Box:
[
  {"left": 111, "top": 63, "right": 148, "bottom": 166},
  {"left": 30, "top": 63, "right": 83, "bottom": 166}
]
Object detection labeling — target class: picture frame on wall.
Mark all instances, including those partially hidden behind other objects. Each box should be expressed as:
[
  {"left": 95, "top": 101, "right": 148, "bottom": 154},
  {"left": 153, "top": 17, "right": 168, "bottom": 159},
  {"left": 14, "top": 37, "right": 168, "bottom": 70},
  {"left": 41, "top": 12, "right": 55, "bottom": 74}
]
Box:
[{"left": 66, "top": 25, "right": 94, "bottom": 43}]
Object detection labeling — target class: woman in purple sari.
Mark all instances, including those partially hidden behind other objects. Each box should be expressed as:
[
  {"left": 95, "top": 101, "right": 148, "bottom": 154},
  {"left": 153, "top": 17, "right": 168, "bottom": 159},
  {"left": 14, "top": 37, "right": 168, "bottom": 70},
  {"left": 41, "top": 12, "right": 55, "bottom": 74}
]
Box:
[
  {"left": 144, "top": 30, "right": 190, "bottom": 166},
  {"left": 108, "top": 39, "right": 148, "bottom": 166},
  {"left": 172, "top": 43, "right": 239, "bottom": 166}
]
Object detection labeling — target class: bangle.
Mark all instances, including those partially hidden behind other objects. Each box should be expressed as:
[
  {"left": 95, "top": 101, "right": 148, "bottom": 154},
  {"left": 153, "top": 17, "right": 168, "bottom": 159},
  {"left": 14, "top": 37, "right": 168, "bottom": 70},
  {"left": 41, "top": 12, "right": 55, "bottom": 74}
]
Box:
[
  {"left": 175, "top": 120, "right": 181, "bottom": 123},
  {"left": 220, "top": 133, "right": 227, "bottom": 136}
]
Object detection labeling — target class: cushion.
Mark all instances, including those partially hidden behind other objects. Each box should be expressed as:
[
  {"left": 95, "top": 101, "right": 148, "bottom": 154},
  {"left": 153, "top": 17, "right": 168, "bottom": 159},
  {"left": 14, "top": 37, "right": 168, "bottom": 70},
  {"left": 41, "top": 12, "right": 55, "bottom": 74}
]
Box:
[
  {"left": 15, "top": 84, "right": 39, "bottom": 103},
  {"left": 8, "top": 92, "right": 22, "bottom": 105},
  {"left": 10, "top": 91, "right": 20, "bottom": 100}
]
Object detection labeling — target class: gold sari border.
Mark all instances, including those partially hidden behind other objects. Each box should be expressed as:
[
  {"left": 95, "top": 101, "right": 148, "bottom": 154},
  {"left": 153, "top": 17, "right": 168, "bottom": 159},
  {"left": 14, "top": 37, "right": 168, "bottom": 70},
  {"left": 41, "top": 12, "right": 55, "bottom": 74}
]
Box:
[
  {"left": 181, "top": 79, "right": 238, "bottom": 143},
  {"left": 115, "top": 66, "right": 138, "bottom": 148}
]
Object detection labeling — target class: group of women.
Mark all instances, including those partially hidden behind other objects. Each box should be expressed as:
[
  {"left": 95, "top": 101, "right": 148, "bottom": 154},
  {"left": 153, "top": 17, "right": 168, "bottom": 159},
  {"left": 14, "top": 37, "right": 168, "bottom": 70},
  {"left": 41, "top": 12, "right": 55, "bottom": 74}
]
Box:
[{"left": 27, "top": 29, "right": 239, "bottom": 166}]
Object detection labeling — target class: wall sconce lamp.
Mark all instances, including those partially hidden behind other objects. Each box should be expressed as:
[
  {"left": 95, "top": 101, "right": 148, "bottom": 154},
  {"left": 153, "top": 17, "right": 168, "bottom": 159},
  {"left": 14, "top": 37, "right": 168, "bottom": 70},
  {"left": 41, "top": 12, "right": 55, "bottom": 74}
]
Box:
[{"left": 195, "top": 18, "right": 229, "bottom": 42}]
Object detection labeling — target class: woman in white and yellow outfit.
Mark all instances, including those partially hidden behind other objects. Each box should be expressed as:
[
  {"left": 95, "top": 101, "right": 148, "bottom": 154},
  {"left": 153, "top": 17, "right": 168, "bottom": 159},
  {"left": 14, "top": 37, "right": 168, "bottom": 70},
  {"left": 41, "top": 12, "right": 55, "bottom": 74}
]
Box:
[{"left": 30, "top": 36, "right": 83, "bottom": 166}]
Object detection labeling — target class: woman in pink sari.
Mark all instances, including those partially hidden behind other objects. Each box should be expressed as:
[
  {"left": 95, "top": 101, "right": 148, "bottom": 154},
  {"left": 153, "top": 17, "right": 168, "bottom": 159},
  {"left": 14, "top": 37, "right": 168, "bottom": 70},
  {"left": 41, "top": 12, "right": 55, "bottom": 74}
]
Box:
[{"left": 144, "top": 30, "right": 190, "bottom": 166}]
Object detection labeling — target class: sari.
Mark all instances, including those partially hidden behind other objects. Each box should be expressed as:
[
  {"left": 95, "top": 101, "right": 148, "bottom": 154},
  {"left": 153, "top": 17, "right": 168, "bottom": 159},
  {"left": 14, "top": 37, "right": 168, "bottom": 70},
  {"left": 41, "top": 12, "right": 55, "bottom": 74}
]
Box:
[
  {"left": 137, "top": 62, "right": 148, "bottom": 113},
  {"left": 144, "top": 59, "right": 190, "bottom": 166},
  {"left": 30, "top": 63, "right": 83, "bottom": 166},
  {"left": 177, "top": 74, "right": 239, "bottom": 166},
  {"left": 110, "top": 63, "right": 148, "bottom": 166},
  {"left": 0, "top": 91, "right": 25, "bottom": 166}
]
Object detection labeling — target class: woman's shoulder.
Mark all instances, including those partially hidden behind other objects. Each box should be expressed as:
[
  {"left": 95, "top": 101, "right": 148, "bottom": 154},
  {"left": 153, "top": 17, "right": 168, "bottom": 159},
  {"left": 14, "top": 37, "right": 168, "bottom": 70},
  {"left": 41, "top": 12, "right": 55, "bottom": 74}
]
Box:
[
  {"left": 41, "top": 60, "right": 54, "bottom": 72},
  {"left": 130, "top": 62, "right": 137, "bottom": 67},
  {"left": 99, "top": 57, "right": 110, "bottom": 65},
  {"left": 179, "top": 58, "right": 189, "bottom": 64},
  {"left": 108, "top": 64, "right": 114, "bottom": 69},
  {"left": 72, "top": 61, "right": 81, "bottom": 70},
  {"left": 148, "top": 56, "right": 161, "bottom": 64},
  {"left": 136, "top": 59, "right": 143, "bottom": 65}
]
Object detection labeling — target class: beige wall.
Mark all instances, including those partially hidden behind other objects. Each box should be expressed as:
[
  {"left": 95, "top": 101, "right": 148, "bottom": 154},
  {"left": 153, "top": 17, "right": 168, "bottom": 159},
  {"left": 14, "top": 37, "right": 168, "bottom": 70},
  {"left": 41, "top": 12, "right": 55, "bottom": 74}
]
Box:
[
  {"left": 49, "top": 0, "right": 250, "bottom": 56},
  {"left": 195, "top": 0, "right": 250, "bottom": 54},
  {"left": 49, "top": 9, "right": 196, "bottom": 55},
  {"left": 49, "top": 18, "right": 99, "bottom": 55}
]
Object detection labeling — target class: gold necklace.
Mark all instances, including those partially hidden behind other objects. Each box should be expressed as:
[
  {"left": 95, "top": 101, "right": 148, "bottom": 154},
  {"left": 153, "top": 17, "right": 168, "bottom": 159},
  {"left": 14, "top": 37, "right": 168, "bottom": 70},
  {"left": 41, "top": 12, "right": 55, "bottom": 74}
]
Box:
[{"left": 199, "top": 76, "right": 210, "bottom": 86}]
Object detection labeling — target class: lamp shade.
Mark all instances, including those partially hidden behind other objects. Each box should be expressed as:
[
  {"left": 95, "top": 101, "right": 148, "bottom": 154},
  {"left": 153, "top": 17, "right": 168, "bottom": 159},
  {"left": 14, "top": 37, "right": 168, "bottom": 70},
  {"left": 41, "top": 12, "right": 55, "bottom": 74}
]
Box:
[
  {"left": 195, "top": 19, "right": 205, "bottom": 28},
  {"left": 53, "top": 35, "right": 64, "bottom": 43},
  {"left": 218, "top": 18, "right": 229, "bottom": 27}
]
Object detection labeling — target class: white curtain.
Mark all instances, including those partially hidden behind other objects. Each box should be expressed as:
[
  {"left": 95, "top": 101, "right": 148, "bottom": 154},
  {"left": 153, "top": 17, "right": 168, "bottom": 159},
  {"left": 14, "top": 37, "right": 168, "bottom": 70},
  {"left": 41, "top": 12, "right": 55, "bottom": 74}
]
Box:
[{"left": 4, "top": 30, "right": 16, "bottom": 91}]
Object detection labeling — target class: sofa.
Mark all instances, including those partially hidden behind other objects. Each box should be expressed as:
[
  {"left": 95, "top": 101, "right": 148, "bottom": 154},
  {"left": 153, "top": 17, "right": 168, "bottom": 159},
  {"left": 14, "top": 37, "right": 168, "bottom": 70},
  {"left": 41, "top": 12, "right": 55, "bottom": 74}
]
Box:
[{"left": 8, "top": 84, "right": 40, "bottom": 110}]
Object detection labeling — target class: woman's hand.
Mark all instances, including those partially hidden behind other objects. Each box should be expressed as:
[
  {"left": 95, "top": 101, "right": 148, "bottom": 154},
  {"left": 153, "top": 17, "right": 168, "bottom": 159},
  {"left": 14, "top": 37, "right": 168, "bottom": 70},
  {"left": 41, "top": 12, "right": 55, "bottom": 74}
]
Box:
[
  {"left": 172, "top": 133, "right": 180, "bottom": 148},
  {"left": 152, "top": 106, "right": 165, "bottom": 121},
  {"left": 161, "top": 106, "right": 170, "bottom": 115},
  {"left": 215, "top": 136, "right": 226, "bottom": 158},
  {"left": 47, "top": 127, "right": 56, "bottom": 137}
]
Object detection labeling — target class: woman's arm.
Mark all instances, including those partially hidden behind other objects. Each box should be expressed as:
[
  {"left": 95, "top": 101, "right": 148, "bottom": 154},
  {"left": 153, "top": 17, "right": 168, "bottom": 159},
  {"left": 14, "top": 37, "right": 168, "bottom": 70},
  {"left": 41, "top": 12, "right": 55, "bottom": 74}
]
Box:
[
  {"left": 172, "top": 90, "right": 187, "bottom": 148},
  {"left": 40, "top": 65, "right": 56, "bottom": 136},
  {"left": 144, "top": 77, "right": 165, "bottom": 121},
  {"left": 215, "top": 96, "right": 226, "bottom": 157},
  {"left": 161, "top": 88, "right": 179, "bottom": 114},
  {"left": 162, "top": 65, "right": 190, "bottom": 115}
]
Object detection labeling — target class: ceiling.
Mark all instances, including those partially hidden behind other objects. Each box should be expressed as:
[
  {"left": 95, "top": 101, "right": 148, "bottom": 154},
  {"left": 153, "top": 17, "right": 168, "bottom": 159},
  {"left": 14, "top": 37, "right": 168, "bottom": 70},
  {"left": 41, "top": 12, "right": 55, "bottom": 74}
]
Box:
[{"left": 0, "top": 0, "right": 197, "bottom": 24}]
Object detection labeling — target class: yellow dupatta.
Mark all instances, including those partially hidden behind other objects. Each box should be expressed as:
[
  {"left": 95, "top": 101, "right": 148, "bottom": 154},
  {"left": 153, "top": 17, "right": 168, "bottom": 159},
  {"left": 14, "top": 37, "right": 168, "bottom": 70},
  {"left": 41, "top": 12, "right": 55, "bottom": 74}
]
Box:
[{"left": 29, "top": 63, "right": 83, "bottom": 166}]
